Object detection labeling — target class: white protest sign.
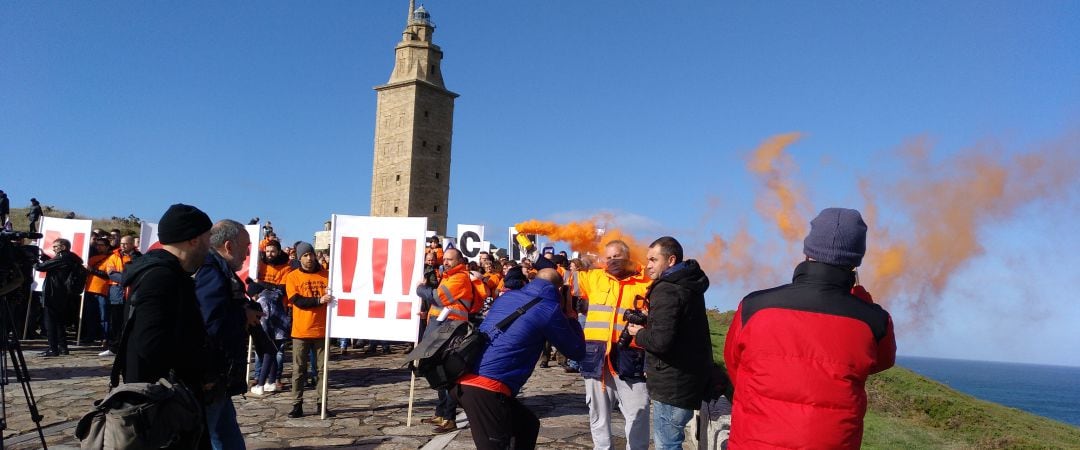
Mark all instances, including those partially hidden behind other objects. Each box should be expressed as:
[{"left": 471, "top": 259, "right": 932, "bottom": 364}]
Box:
[
  {"left": 139, "top": 222, "right": 161, "bottom": 254},
  {"left": 32, "top": 217, "right": 93, "bottom": 292},
  {"left": 326, "top": 215, "right": 426, "bottom": 343},
  {"left": 237, "top": 224, "right": 260, "bottom": 282},
  {"left": 456, "top": 224, "right": 485, "bottom": 262},
  {"left": 314, "top": 231, "right": 331, "bottom": 251}
]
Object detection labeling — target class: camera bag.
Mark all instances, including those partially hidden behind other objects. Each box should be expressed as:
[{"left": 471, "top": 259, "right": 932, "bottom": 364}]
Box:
[{"left": 412, "top": 296, "right": 543, "bottom": 389}]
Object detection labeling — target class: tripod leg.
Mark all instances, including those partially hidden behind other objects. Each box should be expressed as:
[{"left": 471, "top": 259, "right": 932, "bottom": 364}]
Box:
[
  {"left": 3, "top": 302, "right": 49, "bottom": 449},
  {"left": 76, "top": 293, "right": 85, "bottom": 345},
  {"left": 22, "top": 289, "right": 33, "bottom": 340}
]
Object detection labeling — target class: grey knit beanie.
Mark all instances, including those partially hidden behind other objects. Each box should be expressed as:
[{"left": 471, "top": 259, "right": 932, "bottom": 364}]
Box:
[
  {"left": 295, "top": 241, "right": 315, "bottom": 258},
  {"left": 802, "top": 208, "right": 867, "bottom": 267}
]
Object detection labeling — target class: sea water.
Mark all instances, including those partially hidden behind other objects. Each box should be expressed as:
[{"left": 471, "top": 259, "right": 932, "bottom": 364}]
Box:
[{"left": 898, "top": 355, "right": 1080, "bottom": 427}]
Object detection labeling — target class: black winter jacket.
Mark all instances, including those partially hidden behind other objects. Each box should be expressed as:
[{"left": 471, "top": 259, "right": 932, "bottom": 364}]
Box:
[
  {"left": 34, "top": 250, "right": 83, "bottom": 309},
  {"left": 120, "top": 249, "right": 213, "bottom": 392},
  {"left": 634, "top": 259, "right": 713, "bottom": 410}
]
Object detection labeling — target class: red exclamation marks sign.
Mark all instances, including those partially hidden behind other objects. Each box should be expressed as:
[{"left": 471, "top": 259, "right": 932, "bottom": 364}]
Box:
[
  {"left": 369, "top": 238, "right": 389, "bottom": 318},
  {"left": 38, "top": 231, "right": 62, "bottom": 281},
  {"left": 72, "top": 232, "right": 87, "bottom": 260},
  {"left": 337, "top": 237, "right": 359, "bottom": 317},
  {"left": 397, "top": 239, "right": 417, "bottom": 319}
]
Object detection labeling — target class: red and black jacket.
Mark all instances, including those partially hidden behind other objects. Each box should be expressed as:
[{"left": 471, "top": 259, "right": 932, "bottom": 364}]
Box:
[{"left": 724, "top": 261, "right": 896, "bottom": 449}]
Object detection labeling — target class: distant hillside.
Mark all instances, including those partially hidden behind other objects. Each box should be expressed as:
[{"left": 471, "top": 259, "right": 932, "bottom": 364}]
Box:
[
  {"left": 6, "top": 206, "right": 141, "bottom": 237},
  {"left": 706, "top": 309, "right": 1080, "bottom": 448}
]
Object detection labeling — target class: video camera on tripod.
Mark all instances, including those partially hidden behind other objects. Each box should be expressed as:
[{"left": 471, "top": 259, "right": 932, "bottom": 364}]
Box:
[
  {"left": 0, "top": 230, "right": 47, "bottom": 448},
  {"left": 0, "top": 231, "right": 43, "bottom": 297}
]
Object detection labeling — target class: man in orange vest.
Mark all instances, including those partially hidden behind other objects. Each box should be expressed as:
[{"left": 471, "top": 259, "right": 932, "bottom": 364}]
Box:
[
  {"left": 425, "top": 248, "right": 481, "bottom": 433},
  {"left": 84, "top": 238, "right": 112, "bottom": 346},
  {"left": 99, "top": 235, "right": 139, "bottom": 357},
  {"left": 577, "top": 240, "right": 652, "bottom": 450}
]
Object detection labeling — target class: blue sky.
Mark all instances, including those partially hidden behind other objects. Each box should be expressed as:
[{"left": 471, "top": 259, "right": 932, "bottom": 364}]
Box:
[{"left": 3, "top": 1, "right": 1078, "bottom": 366}]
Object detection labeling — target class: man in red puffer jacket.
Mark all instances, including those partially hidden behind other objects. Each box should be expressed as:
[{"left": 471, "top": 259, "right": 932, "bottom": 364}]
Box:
[{"left": 725, "top": 208, "right": 896, "bottom": 449}]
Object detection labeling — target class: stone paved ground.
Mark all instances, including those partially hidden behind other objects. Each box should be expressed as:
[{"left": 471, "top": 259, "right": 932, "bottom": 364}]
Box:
[{"left": 3, "top": 339, "right": 636, "bottom": 449}]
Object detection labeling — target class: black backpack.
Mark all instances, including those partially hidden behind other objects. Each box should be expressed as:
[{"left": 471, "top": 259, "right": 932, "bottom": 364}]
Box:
[
  {"left": 411, "top": 296, "right": 543, "bottom": 389},
  {"left": 65, "top": 260, "right": 88, "bottom": 295}
]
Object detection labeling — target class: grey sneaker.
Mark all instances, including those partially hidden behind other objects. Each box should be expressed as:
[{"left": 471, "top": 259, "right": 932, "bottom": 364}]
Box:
[{"left": 98, "top": 349, "right": 115, "bottom": 357}]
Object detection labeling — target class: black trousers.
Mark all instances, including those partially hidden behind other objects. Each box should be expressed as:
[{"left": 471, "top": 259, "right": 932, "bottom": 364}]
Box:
[
  {"left": 43, "top": 303, "right": 68, "bottom": 352},
  {"left": 453, "top": 384, "right": 539, "bottom": 450},
  {"left": 436, "top": 387, "right": 458, "bottom": 420}
]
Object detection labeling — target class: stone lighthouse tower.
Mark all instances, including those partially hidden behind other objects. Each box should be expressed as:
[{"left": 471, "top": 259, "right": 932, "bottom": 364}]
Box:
[{"left": 370, "top": 1, "right": 458, "bottom": 235}]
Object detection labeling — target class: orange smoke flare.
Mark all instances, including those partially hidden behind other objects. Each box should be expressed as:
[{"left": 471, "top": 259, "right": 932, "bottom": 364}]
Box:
[
  {"left": 748, "top": 133, "right": 810, "bottom": 244},
  {"left": 514, "top": 218, "right": 646, "bottom": 264},
  {"left": 858, "top": 133, "right": 1080, "bottom": 315}
]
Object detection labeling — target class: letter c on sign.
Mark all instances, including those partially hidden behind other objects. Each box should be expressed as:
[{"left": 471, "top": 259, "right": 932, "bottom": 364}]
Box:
[{"left": 460, "top": 231, "right": 481, "bottom": 258}]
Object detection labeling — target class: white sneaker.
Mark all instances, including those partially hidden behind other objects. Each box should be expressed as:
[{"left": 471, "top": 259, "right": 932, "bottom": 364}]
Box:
[
  {"left": 263, "top": 382, "right": 276, "bottom": 393},
  {"left": 98, "top": 349, "right": 115, "bottom": 357},
  {"left": 250, "top": 385, "right": 264, "bottom": 396}
]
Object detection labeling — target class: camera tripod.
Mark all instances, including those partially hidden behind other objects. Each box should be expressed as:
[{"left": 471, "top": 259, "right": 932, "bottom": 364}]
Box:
[{"left": 1, "top": 298, "right": 48, "bottom": 449}]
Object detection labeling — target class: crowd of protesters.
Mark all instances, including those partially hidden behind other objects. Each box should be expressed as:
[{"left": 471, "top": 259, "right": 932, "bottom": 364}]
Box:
[{"left": 5, "top": 196, "right": 895, "bottom": 450}]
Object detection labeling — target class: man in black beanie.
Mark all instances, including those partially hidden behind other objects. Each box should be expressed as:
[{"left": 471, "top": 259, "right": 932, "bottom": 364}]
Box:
[
  {"left": 724, "top": 207, "right": 896, "bottom": 449},
  {"left": 118, "top": 203, "right": 214, "bottom": 446}
]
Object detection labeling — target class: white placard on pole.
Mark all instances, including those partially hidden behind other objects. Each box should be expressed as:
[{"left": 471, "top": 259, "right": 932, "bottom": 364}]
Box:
[
  {"left": 456, "top": 224, "right": 485, "bottom": 262},
  {"left": 138, "top": 221, "right": 160, "bottom": 254},
  {"left": 32, "top": 217, "right": 93, "bottom": 292}
]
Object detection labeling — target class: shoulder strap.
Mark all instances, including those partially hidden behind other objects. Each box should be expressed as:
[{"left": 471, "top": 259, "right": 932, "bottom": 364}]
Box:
[
  {"left": 494, "top": 296, "right": 543, "bottom": 331},
  {"left": 109, "top": 274, "right": 145, "bottom": 387}
]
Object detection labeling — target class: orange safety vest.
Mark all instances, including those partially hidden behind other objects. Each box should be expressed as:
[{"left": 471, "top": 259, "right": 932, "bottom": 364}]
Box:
[
  {"left": 578, "top": 268, "right": 651, "bottom": 373},
  {"left": 428, "top": 264, "right": 480, "bottom": 321},
  {"left": 103, "top": 249, "right": 134, "bottom": 286}
]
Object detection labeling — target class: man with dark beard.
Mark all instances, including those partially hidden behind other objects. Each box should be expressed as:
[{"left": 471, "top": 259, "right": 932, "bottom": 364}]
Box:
[
  {"left": 283, "top": 242, "right": 333, "bottom": 418},
  {"left": 258, "top": 239, "right": 292, "bottom": 291}
]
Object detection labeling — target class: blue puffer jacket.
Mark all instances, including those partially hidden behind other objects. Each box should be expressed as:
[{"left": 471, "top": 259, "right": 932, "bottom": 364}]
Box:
[{"left": 472, "top": 279, "right": 585, "bottom": 396}]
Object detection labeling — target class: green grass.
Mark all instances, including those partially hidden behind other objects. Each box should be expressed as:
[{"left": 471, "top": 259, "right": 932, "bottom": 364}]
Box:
[
  {"left": 6, "top": 206, "right": 140, "bottom": 237},
  {"left": 706, "top": 308, "right": 1080, "bottom": 449}
]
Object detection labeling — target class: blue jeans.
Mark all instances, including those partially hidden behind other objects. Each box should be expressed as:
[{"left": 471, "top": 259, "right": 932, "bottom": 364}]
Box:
[
  {"left": 95, "top": 294, "right": 109, "bottom": 338},
  {"left": 652, "top": 400, "right": 695, "bottom": 450},
  {"left": 205, "top": 397, "right": 246, "bottom": 450},
  {"left": 567, "top": 314, "right": 586, "bottom": 370}
]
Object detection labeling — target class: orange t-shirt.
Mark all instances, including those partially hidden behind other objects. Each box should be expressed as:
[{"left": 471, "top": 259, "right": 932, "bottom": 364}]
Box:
[
  {"left": 85, "top": 254, "right": 110, "bottom": 295},
  {"left": 260, "top": 261, "right": 293, "bottom": 286},
  {"left": 284, "top": 267, "right": 329, "bottom": 339}
]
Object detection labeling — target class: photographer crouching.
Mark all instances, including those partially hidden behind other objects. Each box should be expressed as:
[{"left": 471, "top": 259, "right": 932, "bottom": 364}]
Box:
[{"left": 625, "top": 236, "right": 712, "bottom": 450}]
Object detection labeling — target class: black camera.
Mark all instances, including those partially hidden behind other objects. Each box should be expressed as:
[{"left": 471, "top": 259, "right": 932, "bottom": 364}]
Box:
[
  {"left": 617, "top": 307, "right": 649, "bottom": 348},
  {"left": 0, "top": 231, "right": 43, "bottom": 296}
]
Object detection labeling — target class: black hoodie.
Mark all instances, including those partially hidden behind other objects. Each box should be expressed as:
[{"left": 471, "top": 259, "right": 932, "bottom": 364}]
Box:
[
  {"left": 120, "top": 249, "right": 212, "bottom": 391},
  {"left": 635, "top": 259, "right": 713, "bottom": 410}
]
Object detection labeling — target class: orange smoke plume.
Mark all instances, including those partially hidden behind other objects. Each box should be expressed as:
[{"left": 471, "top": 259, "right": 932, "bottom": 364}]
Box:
[
  {"left": 748, "top": 133, "right": 810, "bottom": 244},
  {"left": 514, "top": 218, "right": 646, "bottom": 263},
  {"left": 859, "top": 134, "right": 1080, "bottom": 315},
  {"left": 697, "top": 225, "right": 779, "bottom": 289}
]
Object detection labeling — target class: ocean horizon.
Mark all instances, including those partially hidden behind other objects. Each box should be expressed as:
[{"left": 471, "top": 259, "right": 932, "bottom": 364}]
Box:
[{"left": 898, "top": 355, "right": 1080, "bottom": 427}]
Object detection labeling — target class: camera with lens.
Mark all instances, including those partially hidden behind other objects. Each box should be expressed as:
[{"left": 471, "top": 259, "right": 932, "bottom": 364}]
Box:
[
  {"left": 0, "top": 231, "right": 43, "bottom": 296},
  {"left": 617, "top": 295, "right": 649, "bottom": 348}
]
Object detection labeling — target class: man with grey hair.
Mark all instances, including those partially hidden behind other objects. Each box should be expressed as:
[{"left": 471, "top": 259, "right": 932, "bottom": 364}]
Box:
[
  {"left": 194, "top": 219, "right": 261, "bottom": 450},
  {"left": 34, "top": 237, "right": 84, "bottom": 357}
]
